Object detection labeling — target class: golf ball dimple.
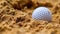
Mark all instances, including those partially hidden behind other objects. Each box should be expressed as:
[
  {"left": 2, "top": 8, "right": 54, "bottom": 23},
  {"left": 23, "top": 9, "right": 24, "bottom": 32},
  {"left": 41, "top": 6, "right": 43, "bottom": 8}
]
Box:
[{"left": 32, "top": 7, "right": 52, "bottom": 21}]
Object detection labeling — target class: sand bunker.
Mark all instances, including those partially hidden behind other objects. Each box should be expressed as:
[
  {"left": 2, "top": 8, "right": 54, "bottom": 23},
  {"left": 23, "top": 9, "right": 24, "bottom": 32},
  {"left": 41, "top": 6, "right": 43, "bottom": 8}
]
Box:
[{"left": 0, "top": 0, "right": 60, "bottom": 34}]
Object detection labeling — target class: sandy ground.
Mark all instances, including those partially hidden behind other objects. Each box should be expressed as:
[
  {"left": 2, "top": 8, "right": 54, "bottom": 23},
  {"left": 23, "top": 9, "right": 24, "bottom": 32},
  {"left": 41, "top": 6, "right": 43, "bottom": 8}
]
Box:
[{"left": 0, "top": 0, "right": 60, "bottom": 34}]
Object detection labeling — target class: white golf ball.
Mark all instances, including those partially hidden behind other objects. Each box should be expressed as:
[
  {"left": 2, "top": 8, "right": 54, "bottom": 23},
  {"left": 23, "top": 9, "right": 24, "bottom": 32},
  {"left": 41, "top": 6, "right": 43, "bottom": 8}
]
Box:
[{"left": 32, "top": 7, "right": 52, "bottom": 22}]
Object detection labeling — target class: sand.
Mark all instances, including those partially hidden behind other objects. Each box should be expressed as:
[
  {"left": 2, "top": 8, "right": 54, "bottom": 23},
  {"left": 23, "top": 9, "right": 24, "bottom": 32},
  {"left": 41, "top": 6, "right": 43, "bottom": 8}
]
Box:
[{"left": 0, "top": 0, "right": 60, "bottom": 34}]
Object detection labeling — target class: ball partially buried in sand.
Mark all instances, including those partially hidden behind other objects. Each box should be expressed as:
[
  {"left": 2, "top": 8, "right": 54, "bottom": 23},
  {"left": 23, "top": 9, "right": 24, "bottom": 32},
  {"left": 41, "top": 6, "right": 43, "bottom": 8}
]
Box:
[{"left": 32, "top": 7, "right": 52, "bottom": 22}]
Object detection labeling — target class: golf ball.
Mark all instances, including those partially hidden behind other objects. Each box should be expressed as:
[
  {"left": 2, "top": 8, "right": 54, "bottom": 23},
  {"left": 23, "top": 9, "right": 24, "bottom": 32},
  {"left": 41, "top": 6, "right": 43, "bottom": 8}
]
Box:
[{"left": 32, "top": 7, "right": 52, "bottom": 22}]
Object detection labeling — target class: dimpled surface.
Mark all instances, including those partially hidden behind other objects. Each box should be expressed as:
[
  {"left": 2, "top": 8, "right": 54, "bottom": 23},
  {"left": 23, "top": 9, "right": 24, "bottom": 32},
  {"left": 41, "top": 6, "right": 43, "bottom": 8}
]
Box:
[{"left": 32, "top": 7, "right": 52, "bottom": 21}]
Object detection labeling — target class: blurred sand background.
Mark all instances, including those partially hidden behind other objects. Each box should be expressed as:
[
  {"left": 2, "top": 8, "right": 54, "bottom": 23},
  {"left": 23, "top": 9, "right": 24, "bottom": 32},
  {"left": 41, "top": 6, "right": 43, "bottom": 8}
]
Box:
[{"left": 0, "top": 0, "right": 60, "bottom": 34}]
